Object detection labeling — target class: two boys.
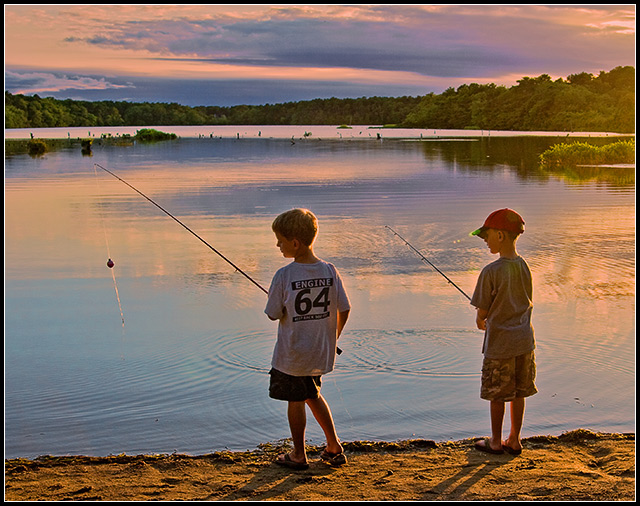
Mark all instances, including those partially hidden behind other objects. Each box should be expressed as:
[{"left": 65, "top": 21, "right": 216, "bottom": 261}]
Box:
[{"left": 264, "top": 207, "right": 536, "bottom": 467}]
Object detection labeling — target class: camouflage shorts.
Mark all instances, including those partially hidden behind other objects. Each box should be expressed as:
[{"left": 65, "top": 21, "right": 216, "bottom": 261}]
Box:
[{"left": 481, "top": 351, "right": 538, "bottom": 402}]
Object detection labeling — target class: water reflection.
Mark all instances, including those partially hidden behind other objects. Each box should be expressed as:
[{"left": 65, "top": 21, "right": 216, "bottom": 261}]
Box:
[
  {"left": 416, "top": 136, "right": 635, "bottom": 185},
  {"left": 5, "top": 133, "right": 635, "bottom": 458}
]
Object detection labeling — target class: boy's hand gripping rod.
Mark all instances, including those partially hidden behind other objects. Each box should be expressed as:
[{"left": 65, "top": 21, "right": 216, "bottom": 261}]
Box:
[
  {"left": 95, "top": 163, "right": 342, "bottom": 354},
  {"left": 385, "top": 225, "right": 471, "bottom": 301}
]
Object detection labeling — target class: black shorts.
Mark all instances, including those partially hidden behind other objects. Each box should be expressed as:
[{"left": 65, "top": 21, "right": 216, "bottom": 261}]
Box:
[{"left": 268, "top": 368, "right": 322, "bottom": 402}]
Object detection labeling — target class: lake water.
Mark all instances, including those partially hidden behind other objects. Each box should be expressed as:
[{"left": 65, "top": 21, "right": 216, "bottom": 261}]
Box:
[{"left": 5, "top": 126, "right": 635, "bottom": 458}]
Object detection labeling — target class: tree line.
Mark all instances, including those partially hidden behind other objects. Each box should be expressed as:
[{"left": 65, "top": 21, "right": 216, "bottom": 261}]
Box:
[{"left": 4, "top": 66, "right": 634, "bottom": 133}]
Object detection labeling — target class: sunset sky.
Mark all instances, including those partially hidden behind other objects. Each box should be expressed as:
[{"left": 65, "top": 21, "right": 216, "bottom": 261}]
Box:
[{"left": 4, "top": 4, "right": 636, "bottom": 107}]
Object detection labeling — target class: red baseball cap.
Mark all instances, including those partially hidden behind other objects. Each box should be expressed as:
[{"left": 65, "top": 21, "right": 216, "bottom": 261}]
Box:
[{"left": 470, "top": 208, "right": 525, "bottom": 238}]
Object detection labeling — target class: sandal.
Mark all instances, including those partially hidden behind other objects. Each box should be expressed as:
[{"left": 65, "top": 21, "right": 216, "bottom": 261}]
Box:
[
  {"left": 474, "top": 439, "right": 504, "bottom": 455},
  {"left": 502, "top": 444, "right": 522, "bottom": 456},
  {"left": 274, "top": 453, "right": 309, "bottom": 470},
  {"left": 320, "top": 449, "right": 347, "bottom": 466}
]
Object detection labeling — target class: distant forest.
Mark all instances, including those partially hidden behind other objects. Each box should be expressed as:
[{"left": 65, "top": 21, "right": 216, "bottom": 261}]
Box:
[{"left": 4, "top": 66, "right": 635, "bottom": 133}]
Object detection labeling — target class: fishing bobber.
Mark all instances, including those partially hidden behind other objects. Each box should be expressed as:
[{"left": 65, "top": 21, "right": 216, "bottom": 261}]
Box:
[{"left": 107, "top": 259, "right": 115, "bottom": 268}]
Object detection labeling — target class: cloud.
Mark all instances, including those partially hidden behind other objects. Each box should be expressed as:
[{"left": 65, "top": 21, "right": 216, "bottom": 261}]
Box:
[
  {"left": 5, "top": 71, "right": 437, "bottom": 106},
  {"left": 57, "top": 15, "right": 514, "bottom": 78},
  {"left": 54, "top": 4, "right": 634, "bottom": 79},
  {"left": 4, "top": 4, "right": 635, "bottom": 106},
  {"left": 5, "top": 70, "right": 135, "bottom": 96}
]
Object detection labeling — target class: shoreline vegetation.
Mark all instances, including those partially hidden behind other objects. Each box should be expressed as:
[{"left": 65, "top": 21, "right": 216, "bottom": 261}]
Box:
[
  {"left": 6, "top": 130, "right": 634, "bottom": 185},
  {"left": 539, "top": 138, "right": 635, "bottom": 169},
  {"left": 5, "top": 429, "right": 634, "bottom": 501},
  {"left": 5, "top": 66, "right": 634, "bottom": 134},
  {"left": 6, "top": 128, "right": 178, "bottom": 156},
  {"left": 537, "top": 138, "right": 635, "bottom": 184}
]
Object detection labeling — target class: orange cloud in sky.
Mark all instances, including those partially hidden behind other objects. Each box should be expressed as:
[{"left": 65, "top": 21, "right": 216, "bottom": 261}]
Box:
[{"left": 5, "top": 4, "right": 635, "bottom": 106}]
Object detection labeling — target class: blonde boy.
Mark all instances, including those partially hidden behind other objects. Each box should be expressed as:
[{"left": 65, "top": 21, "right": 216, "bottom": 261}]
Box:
[{"left": 265, "top": 208, "right": 351, "bottom": 469}]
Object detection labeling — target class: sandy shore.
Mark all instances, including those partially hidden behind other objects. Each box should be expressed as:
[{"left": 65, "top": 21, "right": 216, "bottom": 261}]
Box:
[{"left": 5, "top": 429, "right": 634, "bottom": 501}]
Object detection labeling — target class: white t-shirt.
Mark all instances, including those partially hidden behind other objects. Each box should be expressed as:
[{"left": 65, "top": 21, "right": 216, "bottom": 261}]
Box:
[{"left": 265, "top": 260, "right": 351, "bottom": 376}]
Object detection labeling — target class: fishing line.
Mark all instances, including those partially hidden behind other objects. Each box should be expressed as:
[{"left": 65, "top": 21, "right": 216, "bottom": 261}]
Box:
[
  {"left": 331, "top": 375, "right": 355, "bottom": 428},
  {"left": 93, "top": 164, "right": 126, "bottom": 357},
  {"left": 385, "top": 225, "right": 471, "bottom": 301},
  {"left": 93, "top": 163, "right": 343, "bottom": 355},
  {"left": 94, "top": 163, "right": 269, "bottom": 295}
]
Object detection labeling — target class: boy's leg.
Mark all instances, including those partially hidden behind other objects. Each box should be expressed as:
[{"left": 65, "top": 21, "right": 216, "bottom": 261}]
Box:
[
  {"left": 504, "top": 351, "right": 535, "bottom": 451},
  {"left": 505, "top": 396, "right": 525, "bottom": 451},
  {"left": 306, "top": 394, "right": 343, "bottom": 455},
  {"left": 286, "top": 400, "right": 308, "bottom": 463},
  {"left": 488, "top": 400, "right": 506, "bottom": 451}
]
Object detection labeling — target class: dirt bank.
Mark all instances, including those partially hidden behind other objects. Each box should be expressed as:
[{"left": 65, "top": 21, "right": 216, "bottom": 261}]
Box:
[{"left": 5, "top": 430, "right": 634, "bottom": 501}]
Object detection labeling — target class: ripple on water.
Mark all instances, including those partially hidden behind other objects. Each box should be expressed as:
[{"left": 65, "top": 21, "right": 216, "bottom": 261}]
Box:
[
  {"left": 198, "top": 326, "right": 481, "bottom": 380},
  {"left": 340, "top": 328, "right": 480, "bottom": 379}
]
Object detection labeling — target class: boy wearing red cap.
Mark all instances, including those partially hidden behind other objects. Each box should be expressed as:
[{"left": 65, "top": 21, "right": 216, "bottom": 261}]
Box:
[{"left": 470, "top": 208, "right": 537, "bottom": 455}]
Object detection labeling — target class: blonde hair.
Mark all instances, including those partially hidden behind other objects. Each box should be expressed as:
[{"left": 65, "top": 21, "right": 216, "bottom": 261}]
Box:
[{"left": 272, "top": 208, "right": 318, "bottom": 246}]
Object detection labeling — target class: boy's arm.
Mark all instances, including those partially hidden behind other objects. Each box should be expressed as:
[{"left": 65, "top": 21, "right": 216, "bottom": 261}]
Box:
[
  {"left": 476, "top": 308, "right": 488, "bottom": 330},
  {"left": 265, "top": 270, "right": 285, "bottom": 321},
  {"left": 266, "top": 307, "right": 286, "bottom": 321},
  {"left": 337, "top": 309, "right": 350, "bottom": 339}
]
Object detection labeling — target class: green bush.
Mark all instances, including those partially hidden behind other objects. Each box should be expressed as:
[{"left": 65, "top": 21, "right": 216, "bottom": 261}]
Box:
[
  {"left": 134, "top": 128, "right": 177, "bottom": 142},
  {"left": 27, "top": 139, "right": 47, "bottom": 155},
  {"left": 600, "top": 139, "right": 636, "bottom": 164},
  {"left": 539, "top": 139, "right": 635, "bottom": 169}
]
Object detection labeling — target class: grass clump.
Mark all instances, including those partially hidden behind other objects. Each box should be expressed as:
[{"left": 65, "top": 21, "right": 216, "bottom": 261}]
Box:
[
  {"left": 27, "top": 139, "right": 47, "bottom": 155},
  {"left": 134, "top": 128, "right": 177, "bottom": 142},
  {"left": 539, "top": 138, "right": 635, "bottom": 169}
]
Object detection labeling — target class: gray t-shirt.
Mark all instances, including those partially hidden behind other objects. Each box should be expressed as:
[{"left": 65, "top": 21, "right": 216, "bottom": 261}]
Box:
[
  {"left": 265, "top": 260, "right": 351, "bottom": 376},
  {"left": 470, "top": 256, "right": 535, "bottom": 359}
]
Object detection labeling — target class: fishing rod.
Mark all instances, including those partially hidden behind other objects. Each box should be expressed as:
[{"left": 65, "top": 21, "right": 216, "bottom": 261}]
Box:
[
  {"left": 95, "top": 163, "right": 269, "bottom": 295},
  {"left": 385, "top": 225, "right": 471, "bottom": 301},
  {"left": 95, "top": 163, "right": 343, "bottom": 354}
]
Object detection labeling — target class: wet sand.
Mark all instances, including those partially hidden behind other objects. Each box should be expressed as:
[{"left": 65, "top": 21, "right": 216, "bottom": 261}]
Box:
[{"left": 5, "top": 430, "right": 634, "bottom": 501}]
